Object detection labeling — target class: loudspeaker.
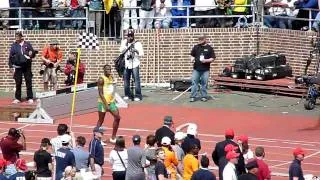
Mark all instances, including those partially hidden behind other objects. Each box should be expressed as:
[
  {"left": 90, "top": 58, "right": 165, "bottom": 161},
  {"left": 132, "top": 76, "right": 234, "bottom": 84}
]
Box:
[{"left": 170, "top": 79, "right": 192, "bottom": 91}]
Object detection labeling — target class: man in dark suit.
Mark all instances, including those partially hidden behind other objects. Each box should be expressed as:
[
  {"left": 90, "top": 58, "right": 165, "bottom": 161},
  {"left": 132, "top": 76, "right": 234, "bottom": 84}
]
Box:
[
  {"left": 212, "top": 129, "right": 246, "bottom": 178},
  {"left": 155, "top": 116, "right": 175, "bottom": 147}
]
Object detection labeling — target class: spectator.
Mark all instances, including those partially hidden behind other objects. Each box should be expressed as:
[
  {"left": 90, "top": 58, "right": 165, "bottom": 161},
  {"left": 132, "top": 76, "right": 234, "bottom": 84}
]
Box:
[
  {"left": 71, "top": 136, "right": 89, "bottom": 171},
  {"left": 70, "top": 0, "right": 86, "bottom": 29},
  {"left": 126, "top": 135, "right": 145, "bottom": 180},
  {"left": 41, "top": 39, "right": 63, "bottom": 91},
  {"left": 55, "top": 134, "right": 76, "bottom": 180},
  {"left": 181, "top": 123, "right": 201, "bottom": 154},
  {"left": 142, "top": 135, "right": 157, "bottom": 180},
  {"left": 9, "top": 0, "right": 21, "bottom": 26},
  {"left": 0, "top": 0, "right": 10, "bottom": 29},
  {"left": 21, "top": 0, "right": 33, "bottom": 30},
  {"left": 155, "top": 116, "right": 175, "bottom": 147},
  {"left": 61, "top": 166, "right": 77, "bottom": 180},
  {"left": 88, "top": 0, "right": 103, "bottom": 37},
  {"left": 215, "top": 0, "right": 232, "bottom": 27},
  {"left": 255, "top": 146, "right": 271, "bottom": 180},
  {"left": 238, "top": 159, "right": 259, "bottom": 180},
  {"left": 8, "top": 158, "right": 28, "bottom": 179},
  {"left": 264, "top": 0, "right": 292, "bottom": 29},
  {"left": 0, "top": 128, "right": 26, "bottom": 164},
  {"left": 289, "top": 147, "right": 305, "bottom": 180},
  {"left": 171, "top": 0, "right": 191, "bottom": 28},
  {"left": 161, "top": 137, "right": 179, "bottom": 179},
  {"left": 292, "top": 0, "right": 318, "bottom": 30},
  {"left": 52, "top": 0, "right": 67, "bottom": 29},
  {"left": 123, "top": 0, "right": 138, "bottom": 30},
  {"left": 33, "top": 0, "right": 51, "bottom": 30},
  {"left": 0, "top": 159, "right": 8, "bottom": 179},
  {"left": 223, "top": 151, "right": 239, "bottom": 180},
  {"left": 120, "top": 30, "right": 144, "bottom": 101},
  {"left": 212, "top": 128, "right": 246, "bottom": 176},
  {"left": 218, "top": 144, "right": 238, "bottom": 180},
  {"left": 155, "top": 148, "right": 169, "bottom": 180},
  {"left": 139, "top": 0, "right": 156, "bottom": 29},
  {"left": 8, "top": 31, "right": 36, "bottom": 104},
  {"left": 232, "top": 0, "right": 250, "bottom": 26},
  {"left": 190, "top": 35, "right": 215, "bottom": 102},
  {"left": 183, "top": 144, "right": 200, "bottom": 180},
  {"left": 191, "top": 155, "right": 216, "bottom": 180},
  {"left": 172, "top": 132, "right": 186, "bottom": 178},
  {"left": 109, "top": 136, "right": 128, "bottom": 180},
  {"left": 50, "top": 124, "right": 74, "bottom": 154},
  {"left": 64, "top": 51, "right": 86, "bottom": 86},
  {"left": 89, "top": 127, "right": 105, "bottom": 178},
  {"left": 33, "top": 138, "right": 53, "bottom": 179},
  {"left": 236, "top": 135, "right": 254, "bottom": 164},
  {"left": 154, "top": 0, "right": 172, "bottom": 29},
  {"left": 194, "top": 0, "right": 217, "bottom": 28}
]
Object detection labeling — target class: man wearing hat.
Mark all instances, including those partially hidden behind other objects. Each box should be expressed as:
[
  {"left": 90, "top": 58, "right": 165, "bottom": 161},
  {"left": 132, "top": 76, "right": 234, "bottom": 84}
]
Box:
[
  {"left": 190, "top": 35, "right": 215, "bottom": 102},
  {"left": 8, "top": 31, "right": 36, "bottom": 104},
  {"left": 119, "top": 30, "right": 144, "bottom": 101},
  {"left": 41, "top": 39, "right": 63, "bottom": 91},
  {"left": 89, "top": 127, "right": 105, "bottom": 178},
  {"left": 126, "top": 135, "right": 145, "bottom": 180},
  {"left": 238, "top": 159, "right": 259, "bottom": 180},
  {"left": 223, "top": 151, "right": 239, "bottom": 180},
  {"left": 155, "top": 116, "right": 175, "bottom": 147},
  {"left": 289, "top": 147, "right": 305, "bottom": 180},
  {"left": 55, "top": 134, "right": 76, "bottom": 180}
]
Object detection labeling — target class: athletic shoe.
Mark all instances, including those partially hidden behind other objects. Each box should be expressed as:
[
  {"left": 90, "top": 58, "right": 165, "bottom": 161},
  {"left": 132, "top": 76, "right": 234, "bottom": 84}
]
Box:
[
  {"left": 123, "top": 96, "right": 129, "bottom": 100},
  {"left": 189, "top": 98, "right": 195, "bottom": 102},
  {"left": 12, "top": 99, "right": 21, "bottom": 104},
  {"left": 109, "top": 138, "right": 116, "bottom": 144},
  {"left": 134, "top": 97, "right": 141, "bottom": 102},
  {"left": 28, "top": 99, "right": 34, "bottom": 104}
]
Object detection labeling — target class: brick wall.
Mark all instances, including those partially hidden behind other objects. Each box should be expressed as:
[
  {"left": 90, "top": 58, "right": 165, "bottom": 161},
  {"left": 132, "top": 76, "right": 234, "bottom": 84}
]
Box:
[{"left": 0, "top": 28, "right": 317, "bottom": 92}]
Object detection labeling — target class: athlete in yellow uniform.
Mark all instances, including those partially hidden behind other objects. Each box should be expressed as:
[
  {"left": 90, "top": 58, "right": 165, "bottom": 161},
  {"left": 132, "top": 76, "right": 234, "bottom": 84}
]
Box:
[{"left": 97, "top": 64, "right": 121, "bottom": 143}]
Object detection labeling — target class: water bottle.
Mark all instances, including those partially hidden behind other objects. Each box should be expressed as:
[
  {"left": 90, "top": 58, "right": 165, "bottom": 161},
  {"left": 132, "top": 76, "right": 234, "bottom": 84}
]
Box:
[
  {"left": 200, "top": 53, "right": 204, "bottom": 61},
  {"left": 34, "top": 21, "right": 39, "bottom": 30}
]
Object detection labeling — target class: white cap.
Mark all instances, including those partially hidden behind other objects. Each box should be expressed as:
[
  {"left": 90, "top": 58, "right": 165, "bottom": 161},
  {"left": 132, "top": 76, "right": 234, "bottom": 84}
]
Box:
[
  {"left": 161, "top": 136, "right": 171, "bottom": 145},
  {"left": 187, "top": 123, "right": 198, "bottom": 136},
  {"left": 60, "top": 134, "right": 71, "bottom": 143},
  {"left": 175, "top": 131, "right": 186, "bottom": 141}
]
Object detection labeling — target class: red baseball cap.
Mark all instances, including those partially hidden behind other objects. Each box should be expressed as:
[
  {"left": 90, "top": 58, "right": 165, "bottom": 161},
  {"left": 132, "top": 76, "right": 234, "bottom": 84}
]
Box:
[
  {"left": 224, "top": 144, "right": 239, "bottom": 152},
  {"left": 225, "top": 129, "right": 235, "bottom": 136},
  {"left": 226, "top": 151, "right": 240, "bottom": 160},
  {"left": 236, "top": 135, "right": 248, "bottom": 143},
  {"left": 15, "top": 159, "right": 28, "bottom": 171},
  {"left": 293, "top": 147, "right": 305, "bottom": 156},
  {"left": 0, "top": 159, "right": 8, "bottom": 169}
]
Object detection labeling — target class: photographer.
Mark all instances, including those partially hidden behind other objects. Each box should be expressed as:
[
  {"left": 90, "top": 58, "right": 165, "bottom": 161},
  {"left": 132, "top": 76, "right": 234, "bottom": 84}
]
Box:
[
  {"left": 64, "top": 51, "right": 86, "bottom": 86},
  {"left": 0, "top": 128, "right": 26, "bottom": 177},
  {"left": 41, "top": 39, "right": 63, "bottom": 91},
  {"left": 8, "top": 31, "right": 36, "bottom": 104},
  {"left": 119, "top": 30, "right": 144, "bottom": 101}
]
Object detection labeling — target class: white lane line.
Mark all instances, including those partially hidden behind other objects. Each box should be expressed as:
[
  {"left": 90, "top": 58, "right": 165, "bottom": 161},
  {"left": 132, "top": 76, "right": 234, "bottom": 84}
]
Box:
[
  {"left": 271, "top": 150, "right": 320, "bottom": 168},
  {"left": 0, "top": 124, "right": 31, "bottom": 135}
]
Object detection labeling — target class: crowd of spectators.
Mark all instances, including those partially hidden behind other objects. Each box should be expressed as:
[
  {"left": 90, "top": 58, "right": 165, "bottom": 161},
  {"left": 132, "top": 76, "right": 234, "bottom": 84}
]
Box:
[
  {"left": 1, "top": 0, "right": 320, "bottom": 37},
  {"left": 0, "top": 116, "right": 311, "bottom": 180}
]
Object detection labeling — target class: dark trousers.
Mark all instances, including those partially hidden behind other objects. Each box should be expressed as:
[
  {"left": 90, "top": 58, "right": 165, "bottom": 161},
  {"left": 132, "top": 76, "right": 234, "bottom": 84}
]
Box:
[
  {"left": 123, "top": 66, "right": 142, "bottom": 99},
  {"left": 14, "top": 67, "right": 33, "bottom": 101},
  {"left": 195, "top": 9, "right": 216, "bottom": 28},
  {"left": 112, "top": 171, "right": 126, "bottom": 180}
]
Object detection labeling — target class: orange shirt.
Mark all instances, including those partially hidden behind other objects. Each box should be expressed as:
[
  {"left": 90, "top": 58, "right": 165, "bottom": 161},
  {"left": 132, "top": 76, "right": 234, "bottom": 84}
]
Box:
[
  {"left": 42, "top": 46, "right": 62, "bottom": 63},
  {"left": 163, "top": 146, "right": 179, "bottom": 179},
  {"left": 183, "top": 154, "right": 199, "bottom": 180}
]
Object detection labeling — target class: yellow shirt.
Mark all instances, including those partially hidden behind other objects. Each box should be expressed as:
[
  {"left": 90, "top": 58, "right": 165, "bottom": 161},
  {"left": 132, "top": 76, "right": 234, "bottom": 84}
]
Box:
[
  {"left": 98, "top": 75, "right": 115, "bottom": 104},
  {"left": 163, "top": 147, "right": 179, "bottom": 180},
  {"left": 233, "top": 0, "right": 248, "bottom": 13},
  {"left": 183, "top": 154, "right": 199, "bottom": 180}
]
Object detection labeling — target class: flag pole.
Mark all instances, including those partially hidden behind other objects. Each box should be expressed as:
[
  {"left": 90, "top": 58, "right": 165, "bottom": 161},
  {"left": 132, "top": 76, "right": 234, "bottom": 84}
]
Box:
[{"left": 70, "top": 48, "right": 81, "bottom": 130}]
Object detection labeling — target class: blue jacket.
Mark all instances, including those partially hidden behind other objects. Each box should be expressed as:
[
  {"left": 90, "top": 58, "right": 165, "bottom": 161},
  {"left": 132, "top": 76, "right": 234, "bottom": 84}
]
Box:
[
  {"left": 295, "top": 0, "right": 318, "bottom": 18},
  {"left": 8, "top": 41, "right": 35, "bottom": 68}
]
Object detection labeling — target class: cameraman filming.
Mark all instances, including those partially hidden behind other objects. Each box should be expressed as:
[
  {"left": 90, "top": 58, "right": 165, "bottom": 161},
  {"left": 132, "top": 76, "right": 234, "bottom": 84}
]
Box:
[
  {"left": 0, "top": 128, "right": 26, "bottom": 176},
  {"left": 41, "top": 39, "right": 63, "bottom": 91},
  {"left": 64, "top": 51, "right": 85, "bottom": 86},
  {"left": 8, "top": 31, "right": 36, "bottom": 104}
]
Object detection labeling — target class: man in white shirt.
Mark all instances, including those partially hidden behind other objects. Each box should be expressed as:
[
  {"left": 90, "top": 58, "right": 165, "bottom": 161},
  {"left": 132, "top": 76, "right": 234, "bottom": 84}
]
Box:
[
  {"left": 223, "top": 151, "right": 239, "bottom": 180},
  {"left": 119, "top": 30, "right": 144, "bottom": 101},
  {"left": 0, "top": 0, "right": 9, "bottom": 29},
  {"left": 264, "top": 0, "right": 291, "bottom": 29},
  {"left": 123, "top": 0, "right": 138, "bottom": 30},
  {"left": 154, "top": 0, "right": 172, "bottom": 28},
  {"left": 50, "top": 124, "right": 75, "bottom": 154},
  {"left": 194, "top": 0, "right": 217, "bottom": 28}
]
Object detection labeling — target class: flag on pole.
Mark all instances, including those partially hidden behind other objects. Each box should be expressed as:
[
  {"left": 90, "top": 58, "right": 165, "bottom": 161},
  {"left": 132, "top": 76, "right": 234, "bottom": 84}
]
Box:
[{"left": 77, "top": 32, "right": 99, "bottom": 50}]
